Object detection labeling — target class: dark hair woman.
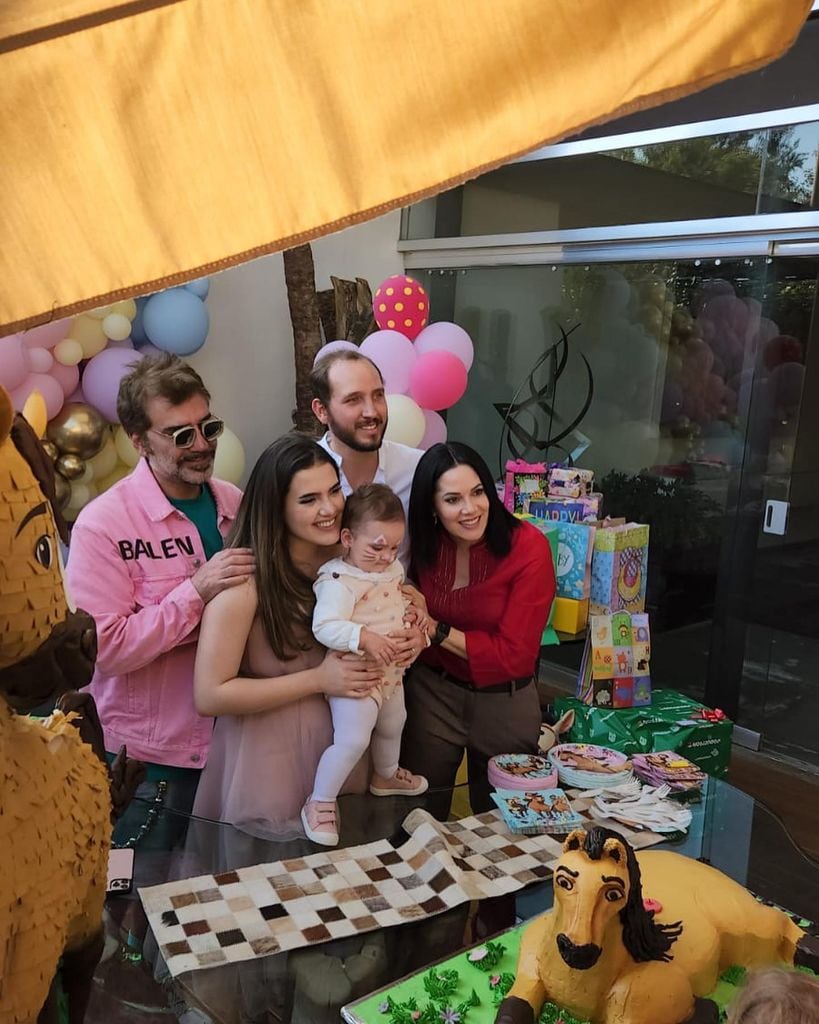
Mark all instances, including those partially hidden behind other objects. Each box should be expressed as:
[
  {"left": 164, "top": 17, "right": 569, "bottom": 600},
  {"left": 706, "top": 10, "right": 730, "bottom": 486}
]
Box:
[{"left": 401, "top": 442, "right": 556, "bottom": 818}]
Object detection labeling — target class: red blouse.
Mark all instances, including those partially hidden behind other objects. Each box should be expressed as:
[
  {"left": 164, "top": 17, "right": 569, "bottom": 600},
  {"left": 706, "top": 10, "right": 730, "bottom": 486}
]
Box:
[{"left": 416, "top": 520, "right": 556, "bottom": 688}]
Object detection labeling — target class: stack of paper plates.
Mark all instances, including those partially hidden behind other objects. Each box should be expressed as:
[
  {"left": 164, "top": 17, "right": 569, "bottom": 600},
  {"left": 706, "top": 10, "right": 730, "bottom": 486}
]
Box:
[
  {"left": 548, "top": 743, "right": 633, "bottom": 790},
  {"left": 488, "top": 753, "right": 558, "bottom": 791}
]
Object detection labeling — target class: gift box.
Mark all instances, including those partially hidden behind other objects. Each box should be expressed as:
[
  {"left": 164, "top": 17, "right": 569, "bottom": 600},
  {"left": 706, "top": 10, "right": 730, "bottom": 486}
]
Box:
[
  {"left": 516, "top": 515, "right": 560, "bottom": 645},
  {"left": 548, "top": 467, "right": 594, "bottom": 499},
  {"left": 554, "top": 689, "right": 732, "bottom": 778},
  {"left": 552, "top": 596, "right": 589, "bottom": 634},
  {"left": 589, "top": 521, "right": 649, "bottom": 615},
  {"left": 555, "top": 521, "right": 595, "bottom": 600},
  {"left": 503, "top": 460, "right": 551, "bottom": 515}
]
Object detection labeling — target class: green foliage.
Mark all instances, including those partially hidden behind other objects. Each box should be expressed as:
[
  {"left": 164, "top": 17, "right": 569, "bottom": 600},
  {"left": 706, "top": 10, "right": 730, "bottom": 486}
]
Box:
[
  {"left": 718, "top": 965, "right": 747, "bottom": 986},
  {"left": 537, "top": 1002, "right": 590, "bottom": 1024},
  {"left": 423, "top": 969, "right": 460, "bottom": 1003},
  {"left": 489, "top": 974, "right": 516, "bottom": 1006},
  {"left": 467, "top": 941, "right": 507, "bottom": 973}
]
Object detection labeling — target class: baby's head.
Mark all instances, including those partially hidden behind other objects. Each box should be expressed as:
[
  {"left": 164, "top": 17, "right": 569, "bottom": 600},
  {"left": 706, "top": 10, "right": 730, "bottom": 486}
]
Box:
[
  {"left": 727, "top": 968, "right": 819, "bottom": 1024},
  {"left": 341, "top": 484, "right": 405, "bottom": 572}
]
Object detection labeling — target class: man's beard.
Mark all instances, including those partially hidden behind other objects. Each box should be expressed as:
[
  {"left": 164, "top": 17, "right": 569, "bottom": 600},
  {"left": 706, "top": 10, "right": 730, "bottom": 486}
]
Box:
[{"left": 327, "top": 414, "right": 386, "bottom": 452}]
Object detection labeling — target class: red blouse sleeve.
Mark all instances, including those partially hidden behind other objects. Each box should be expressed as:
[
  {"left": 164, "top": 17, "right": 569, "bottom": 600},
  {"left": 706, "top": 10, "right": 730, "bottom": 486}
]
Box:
[{"left": 464, "top": 526, "right": 556, "bottom": 687}]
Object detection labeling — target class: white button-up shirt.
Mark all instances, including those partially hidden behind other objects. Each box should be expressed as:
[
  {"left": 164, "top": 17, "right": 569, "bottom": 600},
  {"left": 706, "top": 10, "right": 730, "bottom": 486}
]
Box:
[{"left": 317, "top": 433, "right": 423, "bottom": 565}]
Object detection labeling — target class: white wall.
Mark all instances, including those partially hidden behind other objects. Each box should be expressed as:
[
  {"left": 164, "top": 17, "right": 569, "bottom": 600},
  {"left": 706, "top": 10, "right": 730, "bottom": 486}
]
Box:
[{"left": 189, "top": 211, "right": 403, "bottom": 483}]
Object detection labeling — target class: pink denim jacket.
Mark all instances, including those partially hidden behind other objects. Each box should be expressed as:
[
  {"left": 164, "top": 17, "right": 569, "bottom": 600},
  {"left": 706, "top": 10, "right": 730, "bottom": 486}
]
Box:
[{"left": 67, "top": 458, "right": 242, "bottom": 767}]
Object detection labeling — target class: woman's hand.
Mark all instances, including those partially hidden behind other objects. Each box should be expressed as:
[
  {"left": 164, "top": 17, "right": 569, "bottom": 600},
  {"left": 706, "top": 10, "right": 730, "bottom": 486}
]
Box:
[
  {"left": 401, "top": 583, "right": 430, "bottom": 634},
  {"left": 388, "top": 624, "right": 428, "bottom": 668},
  {"left": 320, "top": 650, "right": 382, "bottom": 698}
]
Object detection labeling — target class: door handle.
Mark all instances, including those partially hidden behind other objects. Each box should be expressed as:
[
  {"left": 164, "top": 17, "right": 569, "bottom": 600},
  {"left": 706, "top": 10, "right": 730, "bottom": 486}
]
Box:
[{"left": 763, "top": 500, "right": 789, "bottom": 535}]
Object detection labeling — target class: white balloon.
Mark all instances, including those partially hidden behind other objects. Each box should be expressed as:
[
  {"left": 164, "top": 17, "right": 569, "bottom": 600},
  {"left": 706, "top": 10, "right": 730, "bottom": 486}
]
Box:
[{"left": 102, "top": 313, "right": 132, "bottom": 341}]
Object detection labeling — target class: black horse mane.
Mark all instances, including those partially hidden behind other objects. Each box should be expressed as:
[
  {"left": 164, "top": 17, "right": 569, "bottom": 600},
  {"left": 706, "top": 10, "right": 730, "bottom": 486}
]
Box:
[{"left": 583, "top": 827, "right": 683, "bottom": 963}]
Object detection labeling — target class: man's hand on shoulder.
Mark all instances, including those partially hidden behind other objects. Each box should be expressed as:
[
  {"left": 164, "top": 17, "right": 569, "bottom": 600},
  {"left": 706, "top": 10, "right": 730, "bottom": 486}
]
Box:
[{"left": 192, "top": 548, "right": 255, "bottom": 603}]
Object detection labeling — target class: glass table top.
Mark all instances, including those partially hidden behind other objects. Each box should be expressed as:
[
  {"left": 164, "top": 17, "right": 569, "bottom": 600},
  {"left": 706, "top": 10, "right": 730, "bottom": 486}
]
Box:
[{"left": 88, "top": 777, "right": 819, "bottom": 1024}]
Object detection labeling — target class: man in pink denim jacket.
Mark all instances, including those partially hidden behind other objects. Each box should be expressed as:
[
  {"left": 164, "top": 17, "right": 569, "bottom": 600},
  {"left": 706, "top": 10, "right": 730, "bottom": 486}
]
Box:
[{"left": 67, "top": 354, "right": 251, "bottom": 815}]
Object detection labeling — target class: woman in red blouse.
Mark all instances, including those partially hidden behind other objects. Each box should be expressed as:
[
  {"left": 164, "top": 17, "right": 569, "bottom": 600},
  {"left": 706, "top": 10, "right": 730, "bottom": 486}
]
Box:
[{"left": 400, "top": 442, "right": 556, "bottom": 818}]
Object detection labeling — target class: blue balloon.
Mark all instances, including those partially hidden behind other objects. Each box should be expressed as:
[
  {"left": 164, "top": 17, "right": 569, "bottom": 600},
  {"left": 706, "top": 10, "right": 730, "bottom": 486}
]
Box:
[
  {"left": 143, "top": 288, "right": 210, "bottom": 356},
  {"left": 184, "top": 277, "right": 210, "bottom": 299},
  {"left": 130, "top": 295, "right": 151, "bottom": 347}
]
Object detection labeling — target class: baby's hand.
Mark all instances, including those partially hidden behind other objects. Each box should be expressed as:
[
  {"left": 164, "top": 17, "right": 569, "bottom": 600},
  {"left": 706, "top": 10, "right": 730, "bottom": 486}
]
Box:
[{"left": 358, "top": 628, "right": 398, "bottom": 666}]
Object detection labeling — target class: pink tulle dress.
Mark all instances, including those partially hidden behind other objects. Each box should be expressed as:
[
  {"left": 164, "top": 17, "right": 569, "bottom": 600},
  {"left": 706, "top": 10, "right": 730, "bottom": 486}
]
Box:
[{"left": 192, "top": 616, "right": 367, "bottom": 840}]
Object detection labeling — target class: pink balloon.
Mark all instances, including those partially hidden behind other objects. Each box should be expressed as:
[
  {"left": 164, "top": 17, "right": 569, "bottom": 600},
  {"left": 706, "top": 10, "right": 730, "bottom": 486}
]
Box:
[
  {"left": 359, "top": 330, "right": 417, "bottom": 394},
  {"left": 27, "top": 347, "right": 54, "bottom": 374},
  {"left": 414, "top": 322, "right": 474, "bottom": 371},
  {"left": 50, "top": 360, "right": 81, "bottom": 396},
  {"left": 0, "top": 334, "right": 29, "bottom": 390},
  {"left": 409, "top": 351, "right": 468, "bottom": 411},
  {"left": 419, "top": 409, "right": 447, "bottom": 449},
  {"left": 372, "top": 275, "right": 429, "bottom": 341},
  {"left": 65, "top": 384, "right": 87, "bottom": 404},
  {"left": 106, "top": 338, "right": 135, "bottom": 350},
  {"left": 22, "top": 318, "right": 72, "bottom": 349},
  {"left": 313, "top": 340, "right": 359, "bottom": 366},
  {"left": 10, "top": 372, "right": 65, "bottom": 420},
  {"left": 82, "top": 347, "right": 142, "bottom": 422}
]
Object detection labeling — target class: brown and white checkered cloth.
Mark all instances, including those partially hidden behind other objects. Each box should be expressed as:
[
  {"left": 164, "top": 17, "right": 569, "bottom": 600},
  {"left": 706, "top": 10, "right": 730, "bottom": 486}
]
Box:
[{"left": 139, "top": 803, "right": 662, "bottom": 977}]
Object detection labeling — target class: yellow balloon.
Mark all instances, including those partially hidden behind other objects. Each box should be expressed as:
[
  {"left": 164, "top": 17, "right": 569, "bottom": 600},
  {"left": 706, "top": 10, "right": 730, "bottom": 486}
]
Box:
[
  {"left": 63, "top": 504, "right": 80, "bottom": 523},
  {"left": 110, "top": 298, "right": 137, "bottom": 321},
  {"left": 97, "top": 464, "right": 132, "bottom": 492},
  {"left": 67, "top": 315, "right": 108, "bottom": 358},
  {"left": 22, "top": 390, "right": 48, "bottom": 437},
  {"left": 54, "top": 339, "right": 84, "bottom": 366},
  {"left": 213, "top": 426, "right": 245, "bottom": 485},
  {"left": 67, "top": 481, "right": 93, "bottom": 511},
  {"left": 384, "top": 394, "right": 425, "bottom": 447},
  {"left": 86, "top": 305, "right": 114, "bottom": 320},
  {"left": 88, "top": 434, "right": 118, "bottom": 479},
  {"left": 114, "top": 425, "right": 140, "bottom": 467},
  {"left": 47, "top": 402, "right": 108, "bottom": 459},
  {"left": 102, "top": 313, "right": 132, "bottom": 341}
]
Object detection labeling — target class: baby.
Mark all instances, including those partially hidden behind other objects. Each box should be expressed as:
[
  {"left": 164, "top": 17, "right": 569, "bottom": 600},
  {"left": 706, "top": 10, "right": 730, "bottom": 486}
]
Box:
[{"left": 302, "top": 483, "right": 428, "bottom": 846}]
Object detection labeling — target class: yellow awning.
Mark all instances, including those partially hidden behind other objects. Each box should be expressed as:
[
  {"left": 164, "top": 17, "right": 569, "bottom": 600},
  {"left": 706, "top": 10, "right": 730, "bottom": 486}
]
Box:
[{"left": 0, "top": 0, "right": 810, "bottom": 335}]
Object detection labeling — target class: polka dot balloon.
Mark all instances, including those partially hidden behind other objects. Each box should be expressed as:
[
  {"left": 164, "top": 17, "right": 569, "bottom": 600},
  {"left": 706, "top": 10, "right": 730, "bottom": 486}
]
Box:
[{"left": 373, "top": 274, "right": 429, "bottom": 340}]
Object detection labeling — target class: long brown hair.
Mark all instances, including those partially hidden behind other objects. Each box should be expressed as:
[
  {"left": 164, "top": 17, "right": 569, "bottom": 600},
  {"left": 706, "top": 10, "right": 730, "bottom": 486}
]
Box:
[{"left": 227, "top": 434, "right": 340, "bottom": 660}]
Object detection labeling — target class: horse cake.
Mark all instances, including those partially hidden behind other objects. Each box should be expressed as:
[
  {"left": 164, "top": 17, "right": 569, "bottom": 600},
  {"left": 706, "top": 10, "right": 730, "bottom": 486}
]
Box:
[{"left": 495, "top": 826, "right": 817, "bottom": 1024}]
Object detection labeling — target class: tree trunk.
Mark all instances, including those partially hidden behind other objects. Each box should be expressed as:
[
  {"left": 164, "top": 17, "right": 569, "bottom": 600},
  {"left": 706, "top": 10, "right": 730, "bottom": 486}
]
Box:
[{"left": 283, "top": 243, "right": 323, "bottom": 434}]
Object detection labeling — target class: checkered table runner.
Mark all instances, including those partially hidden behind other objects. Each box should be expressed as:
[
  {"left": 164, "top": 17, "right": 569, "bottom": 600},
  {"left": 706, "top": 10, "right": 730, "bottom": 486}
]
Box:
[{"left": 139, "top": 803, "right": 662, "bottom": 977}]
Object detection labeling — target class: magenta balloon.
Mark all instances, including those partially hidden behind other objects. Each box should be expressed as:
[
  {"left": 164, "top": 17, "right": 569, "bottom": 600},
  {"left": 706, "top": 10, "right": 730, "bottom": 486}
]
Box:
[
  {"left": 22, "top": 318, "right": 72, "bottom": 349},
  {"left": 82, "top": 347, "right": 142, "bottom": 422},
  {"left": 419, "top": 409, "right": 447, "bottom": 449},
  {"left": 313, "top": 340, "right": 359, "bottom": 366},
  {"left": 10, "top": 372, "right": 65, "bottom": 420},
  {"left": 0, "top": 334, "right": 29, "bottom": 390},
  {"left": 414, "top": 322, "right": 474, "bottom": 371},
  {"left": 27, "top": 347, "right": 54, "bottom": 374},
  {"left": 409, "top": 351, "right": 468, "bottom": 411},
  {"left": 50, "top": 360, "right": 81, "bottom": 396},
  {"left": 359, "top": 330, "right": 417, "bottom": 395}
]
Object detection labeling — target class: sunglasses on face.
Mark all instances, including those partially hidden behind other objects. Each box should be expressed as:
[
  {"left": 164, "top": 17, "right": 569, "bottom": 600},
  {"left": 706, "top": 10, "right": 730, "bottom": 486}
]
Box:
[{"left": 150, "top": 416, "right": 225, "bottom": 449}]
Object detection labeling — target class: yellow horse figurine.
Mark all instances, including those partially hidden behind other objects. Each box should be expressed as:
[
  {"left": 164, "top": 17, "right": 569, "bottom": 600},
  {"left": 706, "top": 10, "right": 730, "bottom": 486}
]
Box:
[
  {"left": 0, "top": 384, "right": 111, "bottom": 1024},
  {"left": 496, "top": 826, "right": 812, "bottom": 1024}
]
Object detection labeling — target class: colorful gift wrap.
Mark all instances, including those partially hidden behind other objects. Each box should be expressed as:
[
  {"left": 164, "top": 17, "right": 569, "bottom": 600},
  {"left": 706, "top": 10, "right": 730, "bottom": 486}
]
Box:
[
  {"left": 590, "top": 522, "right": 649, "bottom": 615},
  {"left": 554, "top": 689, "right": 733, "bottom": 778},
  {"left": 548, "top": 466, "right": 594, "bottom": 499},
  {"left": 502, "top": 459, "right": 550, "bottom": 515},
  {"left": 577, "top": 612, "right": 651, "bottom": 709},
  {"left": 555, "top": 521, "right": 595, "bottom": 600},
  {"left": 552, "top": 596, "right": 589, "bottom": 635},
  {"left": 531, "top": 493, "right": 603, "bottom": 523}
]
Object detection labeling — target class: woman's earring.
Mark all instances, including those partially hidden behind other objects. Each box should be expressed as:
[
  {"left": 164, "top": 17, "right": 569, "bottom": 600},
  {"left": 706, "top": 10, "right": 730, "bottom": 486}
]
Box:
[{"left": 432, "top": 513, "right": 438, "bottom": 524}]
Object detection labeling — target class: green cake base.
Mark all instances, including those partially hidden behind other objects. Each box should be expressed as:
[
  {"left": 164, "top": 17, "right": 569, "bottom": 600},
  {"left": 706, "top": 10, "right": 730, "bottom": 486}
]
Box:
[{"left": 342, "top": 923, "right": 814, "bottom": 1024}]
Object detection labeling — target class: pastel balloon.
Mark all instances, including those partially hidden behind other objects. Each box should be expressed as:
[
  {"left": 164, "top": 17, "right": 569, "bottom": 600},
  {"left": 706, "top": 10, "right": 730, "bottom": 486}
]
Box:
[
  {"left": 130, "top": 296, "right": 150, "bottom": 346},
  {"left": 313, "top": 340, "right": 359, "bottom": 366},
  {"left": 419, "top": 409, "right": 447, "bottom": 449},
  {"left": 54, "top": 339, "right": 84, "bottom": 366},
  {"left": 0, "top": 334, "right": 30, "bottom": 390},
  {"left": 47, "top": 403, "right": 108, "bottom": 459},
  {"left": 114, "top": 425, "right": 140, "bottom": 467},
  {"left": 373, "top": 275, "right": 429, "bottom": 340},
  {"left": 409, "top": 350, "right": 468, "bottom": 411},
  {"left": 86, "top": 305, "right": 114, "bottom": 320},
  {"left": 87, "top": 434, "right": 118, "bottom": 479},
  {"left": 110, "top": 298, "right": 138, "bottom": 321},
  {"left": 22, "top": 319, "right": 71, "bottom": 349},
  {"left": 384, "top": 394, "right": 425, "bottom": 448},
  {"left": 11, "top": 373, "right": 64, "bottom": 420},
  {"left": 97, "top": 464, "right": 132, "bottom": 492},
  {"left": 67, "top": 481, "right": 94, "bottom": 511},
  {"left": 213, "top": 425, "right": 245, "bottom": 485},
  {"left": 65, "top": 384, "right": 87, "bottom": 405},
  {"left": 68, "top": 315, "right": 108, "bottom": 358},
  {"left": 22, "top": 390, "right": 48, "bottom": 437},
  {"left": 184, "top": 278, "right": 210, "bottom": 299},
  {"left": 82, "top": 347, "right": 142, "bottom": 422},
  {"left": 27, "top": 347, "right": 54, "bottom": 374},
  {"left": 105, "top": 338, "right": 135, "bottom": 350},
  {"left": 414, "top": 321, "right": 474, "bottom": 371},
  {"left": 133, "top": 342, "right": 163, "bottom": 358},
  {"left": 359, "top": 330, "right": 417, "bottom": 394},
  {"left": 102, "top": 312, "right": 132, "bottom": 341},
  {"left": 143, "top": 288, "right": 209, "bottom": 355}
]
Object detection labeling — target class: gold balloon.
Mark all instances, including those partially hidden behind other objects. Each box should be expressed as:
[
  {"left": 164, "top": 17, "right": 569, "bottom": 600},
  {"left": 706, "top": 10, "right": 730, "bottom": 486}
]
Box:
[
  {"left": 56, "top": 453, "right": 86, "bottom": 481},
  {"left": 47, "top": 402, "right": 107, "bottom": 460},
  {"left": 41, "top": 441, "right": 59, "bottom": 461},
  {"left": 54, "top": 472, "right": 71, "bottom": 510}
]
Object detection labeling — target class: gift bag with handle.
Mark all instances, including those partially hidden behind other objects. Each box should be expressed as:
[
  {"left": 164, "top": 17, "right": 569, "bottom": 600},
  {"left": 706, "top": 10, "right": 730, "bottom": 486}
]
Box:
[
  {"left": 577, "top": 610, "right": 651, "bottom": 708},
  {"left": 589, "top": 522, "right": 649, "bottom": 615}
]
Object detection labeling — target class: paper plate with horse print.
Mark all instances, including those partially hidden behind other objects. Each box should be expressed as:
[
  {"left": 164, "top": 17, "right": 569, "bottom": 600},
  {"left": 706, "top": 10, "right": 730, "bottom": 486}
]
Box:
[
  {"left": 488, "top": 753, "right": 558, "bottom": 791},
  {"left": 548, "top": 743, "right": 633, "bottom": 789}
]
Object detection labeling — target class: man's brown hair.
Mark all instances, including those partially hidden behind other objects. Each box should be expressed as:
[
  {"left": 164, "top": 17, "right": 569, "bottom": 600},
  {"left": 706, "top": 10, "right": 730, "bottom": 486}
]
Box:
[
  {"left": 310, "top": 349, "right": 383, "bottom": 407},
  {"left": 117, "top": 353, "right": 211, "bottom": 436},
  {"left": 342, "top": 483, "right": 404, "bottom": 532}
]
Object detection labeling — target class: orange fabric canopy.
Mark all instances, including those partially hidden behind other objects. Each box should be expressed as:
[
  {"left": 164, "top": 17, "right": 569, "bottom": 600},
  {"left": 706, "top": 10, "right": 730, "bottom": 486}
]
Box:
[{"left": 0, "top": 0, "right": 810, "bottom": 335}]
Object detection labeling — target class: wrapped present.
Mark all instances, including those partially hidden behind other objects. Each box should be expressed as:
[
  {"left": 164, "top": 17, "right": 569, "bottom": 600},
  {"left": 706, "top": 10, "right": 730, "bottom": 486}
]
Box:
[
  {"left": 554, "top": 689, "right": 733, "bottom": 778},
  {"left": 577, "top": 611, "right": 651, "bottom": 708},
  {"left": 590, "top": 521, "right": 649, "bottom": 615},
  {"left": 552, "top": 596, "right": 589, "bottom": 634},
  {"left": 555, "top": 521, "right": 595, "bottom": 600},
  {"left": 533, "top": 493, "right": 603, "bottom": 523},
  {"left": 548, "top": 466, "right": 594, "bottom": 499},
  {"left": 516, "top": 514, "right": 560, "bottom": 645},
  {"left": 502, "top": 459, "right": 550, "bottom": 515}
]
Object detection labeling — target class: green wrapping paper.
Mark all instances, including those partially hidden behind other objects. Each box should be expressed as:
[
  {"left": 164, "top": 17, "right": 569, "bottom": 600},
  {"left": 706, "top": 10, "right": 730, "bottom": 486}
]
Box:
[{"left": 553, "top": 689, "right": 733, "bottom": 778}]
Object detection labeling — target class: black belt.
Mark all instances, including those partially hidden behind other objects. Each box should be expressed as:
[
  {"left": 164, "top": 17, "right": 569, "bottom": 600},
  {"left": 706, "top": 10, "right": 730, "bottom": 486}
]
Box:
[{"left": 436, "top": 669, "right": 533, "bottom": 695}]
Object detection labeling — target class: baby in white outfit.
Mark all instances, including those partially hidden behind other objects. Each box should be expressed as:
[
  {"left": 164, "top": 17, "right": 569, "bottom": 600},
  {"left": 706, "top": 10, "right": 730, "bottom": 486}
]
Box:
[{"left": 302, "top": 484, "right": 428, "bottom": 846}]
